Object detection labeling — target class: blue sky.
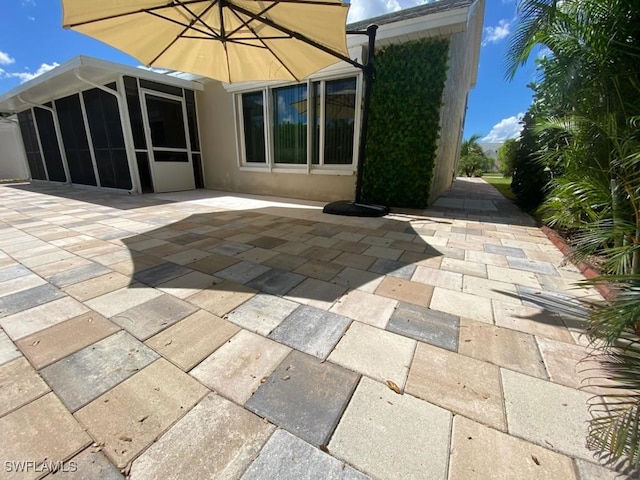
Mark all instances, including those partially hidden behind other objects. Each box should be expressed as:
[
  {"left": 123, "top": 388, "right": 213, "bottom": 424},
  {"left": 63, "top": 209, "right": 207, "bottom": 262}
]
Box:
[{"left": 0, "top": 0, "right": 534, "bottom": 142}]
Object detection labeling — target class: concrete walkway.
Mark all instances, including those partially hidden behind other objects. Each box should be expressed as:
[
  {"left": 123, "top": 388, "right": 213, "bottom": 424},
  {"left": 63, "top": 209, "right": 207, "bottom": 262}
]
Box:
[{"left": 0, "top": 177, "right": 623, "bottom": 479}]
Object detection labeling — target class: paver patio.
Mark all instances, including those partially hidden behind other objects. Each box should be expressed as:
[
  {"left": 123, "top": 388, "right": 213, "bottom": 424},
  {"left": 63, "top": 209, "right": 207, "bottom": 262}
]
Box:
[{"left": 0, "top": 178, "right": 629, "bottom": 479}]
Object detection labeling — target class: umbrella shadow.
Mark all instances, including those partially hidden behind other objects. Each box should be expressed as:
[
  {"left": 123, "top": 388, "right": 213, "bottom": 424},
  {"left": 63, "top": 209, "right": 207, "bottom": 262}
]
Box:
[{"left": 121, "top": 206, "right": 443, "bottom": 304}]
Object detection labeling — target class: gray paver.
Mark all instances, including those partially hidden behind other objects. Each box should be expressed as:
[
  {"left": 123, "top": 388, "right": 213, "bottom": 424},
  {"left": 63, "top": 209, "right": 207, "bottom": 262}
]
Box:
[
  {"left": 40, "top": 331, "right": 158, "bottom": 411},
  {"left": 387, "top": 302, "right": 459, "bottom": 351},
  {"left": 507, "top": 257, "right": 560, "bottom": 276},
  {"left": 368, "top": 258, "right": 416, "bottom": 279},
  {"left": 269, "top": 305, "right": 351, "bottom": 359},
  {"left": 485, "top": 244, "right": 527, "bottom": 258},
  {"left": 226, "top": 293, "right": 299, "bottom": 336},
  {"left": 111, "top": 294, "right": 197, "bottom": 340},
  {"left": 241, "top": 429, "right": 370, "bottom": 480},
  {"left": 0, "top": 330, "right": 21, "bottom": 365},
  {"left": 245, "top": 350, "right": 359, "bottom": 447},
  {"left": 0, "top": 264, "right": 31, "bottom": 283},
  {"left": 329, "top": 376, "right": 452, "bottom": 480},
  {"left": 246, "top": 268, "right": 306, "bottom": 295},
  {"left": 216, "top": 260, "right": 271, "bottom": 284},
  {"left": 48, "top": 263, "right": 112, "bottom": 287},
  {"left": 0, "top": 283, "right": 66, "bottom": 317},
  {"left": 63, "top": 448, "right": 124, "bottom": 480},
  {"left": 132, "top": 262, "right": 192, "bottom": 287}
]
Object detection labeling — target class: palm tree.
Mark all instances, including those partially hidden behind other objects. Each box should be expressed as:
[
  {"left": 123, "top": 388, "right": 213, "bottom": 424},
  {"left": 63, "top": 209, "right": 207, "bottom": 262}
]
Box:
[
  {"left": 505, "top": 0, "right": 640, "bottom": 468},
  {"left": 457, "top": 134, "right": 492, "bottom": 176}
]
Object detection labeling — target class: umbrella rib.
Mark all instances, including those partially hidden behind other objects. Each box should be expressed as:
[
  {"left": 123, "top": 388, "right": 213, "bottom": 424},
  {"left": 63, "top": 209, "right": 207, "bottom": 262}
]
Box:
[
  {"left": 147, "top": 1, "right": 220, "bottom": 67},
  {"left": 226, "top": 4, "right": 299, "bottom": 80},
  {"left": 224, "top": 3, "right": 279, "bottom": 39},
  {"left": 228, "top": 2, "right": 362, "bottom": 71},
  {"left": 64, "top": 0, "right": 210, "bottom": 28}
]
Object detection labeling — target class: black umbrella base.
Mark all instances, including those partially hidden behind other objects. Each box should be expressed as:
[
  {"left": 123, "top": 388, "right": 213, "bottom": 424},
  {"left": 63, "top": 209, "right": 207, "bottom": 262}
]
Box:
[{"left": 323, "top": 200, "right": 389, "bottom": 217}]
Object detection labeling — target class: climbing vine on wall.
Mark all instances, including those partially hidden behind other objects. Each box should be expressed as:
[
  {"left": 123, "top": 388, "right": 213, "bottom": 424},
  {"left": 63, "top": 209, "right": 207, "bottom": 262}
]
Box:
[{"left": 362, "top": 38, "right": 450, "bottom": 208}]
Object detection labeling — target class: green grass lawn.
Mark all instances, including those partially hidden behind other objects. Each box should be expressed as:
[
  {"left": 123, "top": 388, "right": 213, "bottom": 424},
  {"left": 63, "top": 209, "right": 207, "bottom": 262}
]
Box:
[{"left": 483, "top": 174, "right": 517, "bottom": 202}]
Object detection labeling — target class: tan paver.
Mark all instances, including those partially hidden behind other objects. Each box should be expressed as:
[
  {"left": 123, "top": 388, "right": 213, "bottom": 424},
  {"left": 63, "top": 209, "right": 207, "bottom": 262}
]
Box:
[
  {"left": 449, "top": 416, "right": 578, "bottom": 480},
  {"left": 375, "top": 276, "right": 433, "bottom": 307},
  {"left": 74, "top": 359, "right": 208, "bottom": 469},
  {"left": 462, "top": 275, "right": 521, "bottom": 304},
  {"left": 536, "top": 337, "right": 602, "bottom": 393},
  {"left": 328, "top": 321, "right": 416, "bottom": 389},
  {"left": 0, "top": 393, "right": 91, "bottom": 479},
  {"left": 329, "top": 289, "right": 397, "bottom": 328},
  {"left": 145, "top": 309, "right": 240, "bottom": 371},
  {"left": 329, "top": 376, "right": 451, "bottom": 480},
  {"left": 16, "top": 311, "right": 120, "bottom": 369},
  {"left": 411, "top": 265, "right": 463, "bottom": 291},
  {"left": 130, "top": 393, "right": 274, "bottom": 480},
  {"left": 406, "top": 342, "right": 505, "bottom": 430},
  {"left": 187, "top": 279, "right": 256, "bottom": 317},
  {"left": 430, "top": 287, "right": 493, "bottom": 323},
  {"left": 191, "top": 329, "right": 290, "bottom": 404},
  {"left": 84, "top": 285, "right": 163, "bottom": 318},
  {"left": 502, "top": 368, "right": 593, "bottom": 461},
  {"left": 493, "top": 300, "right": 574, "bottom": 342},
  {"left": 0, "top": 357, "right": 50, "bottom": 416},
  {"left": 459, "top": 318, "right": 547, "bottom": 379},
  {"left": 62, "top": 272, "right": 132, "bottom": 302},
  {"left": 487, "top": 264, "right": 542, "bottom": 288}
]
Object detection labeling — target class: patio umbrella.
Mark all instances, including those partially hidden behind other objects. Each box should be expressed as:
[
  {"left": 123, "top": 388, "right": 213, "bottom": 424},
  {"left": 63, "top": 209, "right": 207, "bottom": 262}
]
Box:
[
  {"left": 61, "top": 0, "right": 350, "bottom": 83},
  {"left": 291, "top": 88, "right": 356, "bottom": 120}
]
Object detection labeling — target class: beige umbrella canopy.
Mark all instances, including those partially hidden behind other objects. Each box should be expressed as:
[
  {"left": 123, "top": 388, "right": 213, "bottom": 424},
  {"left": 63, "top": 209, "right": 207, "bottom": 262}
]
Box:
[{"left": 62, "top": 0, "right": 350, "bottom": 83}]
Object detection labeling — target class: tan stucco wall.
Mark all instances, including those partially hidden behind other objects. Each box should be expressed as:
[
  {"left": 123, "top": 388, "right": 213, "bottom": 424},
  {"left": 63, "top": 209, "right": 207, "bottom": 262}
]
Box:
[
  {"left": 197, "top": 81, "right": 357, "bottom": 202},
  {"left": 429, "top": 0, "right": 485, "bottom": 204}
]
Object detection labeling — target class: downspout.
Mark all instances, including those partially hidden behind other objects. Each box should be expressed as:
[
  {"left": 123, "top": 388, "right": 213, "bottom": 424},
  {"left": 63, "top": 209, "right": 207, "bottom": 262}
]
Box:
[
  {"left": 73, "top": 69, "right": 140, "bottom": 194},
  {"left": 16, "top": 94, "right": 71, "bottom": 185}
]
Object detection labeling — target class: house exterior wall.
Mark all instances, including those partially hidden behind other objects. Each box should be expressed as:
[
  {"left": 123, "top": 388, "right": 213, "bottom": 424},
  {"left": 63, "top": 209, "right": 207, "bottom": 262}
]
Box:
[
  {"left": 0, "top": 121, "right": 29, "bottom": 180},
  {"left": 197, "top": 81, "right": 356, "bottom": 202},
  {"left": 429, "top": 0, "right": 485, "bottom": 204}
]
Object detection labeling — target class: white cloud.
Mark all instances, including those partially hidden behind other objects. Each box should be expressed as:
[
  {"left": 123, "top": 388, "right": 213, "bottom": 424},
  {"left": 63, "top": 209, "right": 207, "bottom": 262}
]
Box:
[
  {"left": 7, "top": 62, "right": 60, "bottom": 84},
  {"left": 482, "top": 113, "right": 524, "bottom": 142},
  {"left": 482, "top": 19, "right": 511, "bottom": 46},
  {"left": 347, "top": 0, "right": 432, "bottom": 23},
  {"left": 0, "top": 51, "right": 16, "bottom": 65}
]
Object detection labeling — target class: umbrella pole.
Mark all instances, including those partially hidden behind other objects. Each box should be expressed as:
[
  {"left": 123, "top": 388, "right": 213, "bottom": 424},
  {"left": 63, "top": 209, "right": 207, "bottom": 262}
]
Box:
[{"left": 323, "top": 25, "right": 389, "bottom": 217}]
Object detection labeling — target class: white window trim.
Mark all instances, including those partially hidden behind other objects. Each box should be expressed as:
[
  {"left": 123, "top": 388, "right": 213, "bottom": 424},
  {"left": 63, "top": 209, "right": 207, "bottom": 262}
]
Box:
[{"left": 235, "top": 71, "right": 363, "bottom": 176}]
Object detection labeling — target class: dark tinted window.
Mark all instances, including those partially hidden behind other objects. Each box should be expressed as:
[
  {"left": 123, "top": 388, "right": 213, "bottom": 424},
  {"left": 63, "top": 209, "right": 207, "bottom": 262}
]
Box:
[
  {"left": 34, "top": 107, "right": 66, "bottom": 182},
  {"left": 124, "top": 76, "right": 146, "bottom": 150},
  {"left": 17, "top": 109, "right": 47, "bottom": 180},
  {"left": 83, "top": 87, "right": 132, "bottom": 189},
  {"left": 55, "top": 93, "right": 97, "bottom": 186}
]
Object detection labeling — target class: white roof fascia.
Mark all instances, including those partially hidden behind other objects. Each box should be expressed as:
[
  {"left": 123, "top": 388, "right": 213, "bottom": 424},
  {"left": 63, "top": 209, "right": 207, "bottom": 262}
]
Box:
[
  {"left": 347, "top": 6, "right": 471, "bottom": 49},
  {"left": 0, "top": 55, "right": 204, "bottom": 114}
]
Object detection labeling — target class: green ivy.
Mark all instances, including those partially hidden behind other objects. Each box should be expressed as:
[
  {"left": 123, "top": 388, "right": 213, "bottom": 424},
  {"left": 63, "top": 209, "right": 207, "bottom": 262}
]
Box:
[{"left": 362, "top": 38, "right": 450, "bottom": 208}]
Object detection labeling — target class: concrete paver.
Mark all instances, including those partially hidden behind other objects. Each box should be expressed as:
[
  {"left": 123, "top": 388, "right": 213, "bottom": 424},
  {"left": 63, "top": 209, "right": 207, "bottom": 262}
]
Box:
[
  {"left": 145, "top": 309, "right": 240, "bottom": 371},
  {"left": 0, "top": 179, "right": 624, "bottom": 480},
  {"left": 242, "top": 429, "right": 370, "bottom": 480},
  {"left": 191, "top": 329, "right": 290, "bottom": 404},
  {"left": 16, "top": 311, "right": 119, "bottom": 369},
  {"left": 328, "top": 321, "right": 416, "bottom": 389},
  {"left": 502, "top": 368, "right": 594, "bottom": 461},
  {"left": 0, "top": 357, "right": 50, "bottom": 416},
  {"left": 406, "top": 342, "right": 506, "bottom": 430},
  {"left": 245, "top": 350, "right": 359, "bottom": 447},
  {"left": 329, "top": 377, "right": 451, "bottom": 480},
  {"left": 130, "top": 393, "right": 273, "bottom": 480},
  {"left": 449, "top": 416, "right": 578, "bottom": 480},
  {"left": 0, "top": 393, "right": 91, "bottom": 479},
  {"left": 41, "top": 331, "right": 158, "bottom": 411},
  {"left": 74, "top": 359, "right": 208, "bottom": 468}
]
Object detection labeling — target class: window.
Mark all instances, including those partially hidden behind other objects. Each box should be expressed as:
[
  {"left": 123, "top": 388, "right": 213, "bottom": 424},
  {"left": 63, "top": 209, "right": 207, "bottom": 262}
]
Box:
[{"left": 238, "top": 75, "right": 359, "bottom": 172}]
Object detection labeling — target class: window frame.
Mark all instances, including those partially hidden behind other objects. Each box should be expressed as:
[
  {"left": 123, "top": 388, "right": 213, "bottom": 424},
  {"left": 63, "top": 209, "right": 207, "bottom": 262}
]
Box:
[{"left": 235, "top": 71, "right": 362, "bottom": 175}]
